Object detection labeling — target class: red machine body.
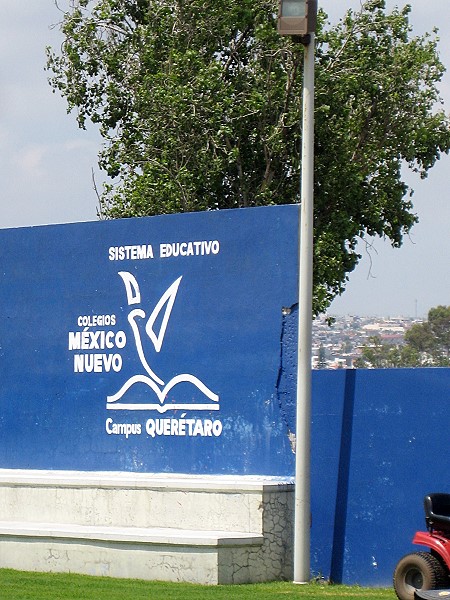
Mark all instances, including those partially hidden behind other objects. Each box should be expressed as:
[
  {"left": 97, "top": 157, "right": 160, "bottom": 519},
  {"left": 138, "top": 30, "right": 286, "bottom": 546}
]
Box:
[
  {"left": 394, "top": 494, "right": 450, "bottom": 600},
  {"left": 413, "top": 531, "right": 450, "bottom": 572}
]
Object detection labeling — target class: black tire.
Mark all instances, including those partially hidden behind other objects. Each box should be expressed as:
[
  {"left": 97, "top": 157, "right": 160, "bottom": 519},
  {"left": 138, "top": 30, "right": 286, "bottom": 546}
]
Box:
[{"left": 393, "top": 551, "right": 448, "bottom": 600}]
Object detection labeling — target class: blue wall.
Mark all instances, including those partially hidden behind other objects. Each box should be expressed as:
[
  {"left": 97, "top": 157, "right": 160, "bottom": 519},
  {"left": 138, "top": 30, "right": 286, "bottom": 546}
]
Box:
[
  {"left": 1, "top": 209, "right": 449, "bottom": 586},
  {"left": 0, "top": 206, "right": 298, "bottom": 476},
  {"left": 311, "top": 368, "right": 450, "bottom": 587}
]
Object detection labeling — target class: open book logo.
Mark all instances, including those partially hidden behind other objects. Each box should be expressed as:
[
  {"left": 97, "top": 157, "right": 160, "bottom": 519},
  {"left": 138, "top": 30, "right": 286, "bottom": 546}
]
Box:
[{"left": 106, "top": 272, "right": 219, "bottom": 414}]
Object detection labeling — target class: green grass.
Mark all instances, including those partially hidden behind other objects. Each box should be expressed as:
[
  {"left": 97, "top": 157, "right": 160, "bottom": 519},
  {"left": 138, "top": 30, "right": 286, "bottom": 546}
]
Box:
[{"left": 0, "top": 569, "right": 396, "bottom": 600}]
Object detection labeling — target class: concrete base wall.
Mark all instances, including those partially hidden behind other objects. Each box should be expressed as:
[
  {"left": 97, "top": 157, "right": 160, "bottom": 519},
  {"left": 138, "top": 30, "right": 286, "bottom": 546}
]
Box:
[{"left": 0, "top": 470, "right": 294, "bottom": 584}]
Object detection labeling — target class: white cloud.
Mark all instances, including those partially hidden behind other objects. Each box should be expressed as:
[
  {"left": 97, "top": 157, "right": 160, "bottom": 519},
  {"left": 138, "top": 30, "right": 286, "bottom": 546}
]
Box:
[{"left": 14, "top": 144, "right": 47, "bottom": 178}]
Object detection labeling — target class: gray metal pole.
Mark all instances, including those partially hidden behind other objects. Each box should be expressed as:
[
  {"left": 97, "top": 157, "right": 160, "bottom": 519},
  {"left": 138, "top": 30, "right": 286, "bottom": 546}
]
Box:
[{"left": 294, "top": 31, "right": 315, "bottom": 584}]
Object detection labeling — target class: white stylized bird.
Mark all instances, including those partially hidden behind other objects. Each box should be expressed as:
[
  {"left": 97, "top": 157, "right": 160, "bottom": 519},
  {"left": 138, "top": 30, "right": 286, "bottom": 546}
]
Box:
[{"left": 107, "top": 272, "right": 219, "bottom": 407}]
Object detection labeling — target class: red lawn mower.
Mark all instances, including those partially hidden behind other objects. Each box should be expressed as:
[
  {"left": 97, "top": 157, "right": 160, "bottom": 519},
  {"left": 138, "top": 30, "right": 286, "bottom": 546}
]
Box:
[{"left": 394, "top": 494, "right": 450, "bottom": 600}]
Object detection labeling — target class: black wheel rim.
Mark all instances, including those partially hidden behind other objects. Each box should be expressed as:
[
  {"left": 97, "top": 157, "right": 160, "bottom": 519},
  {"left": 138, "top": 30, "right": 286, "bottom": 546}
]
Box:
[{"left": 404, "top": 567, "right": 424, "bottom": 590}]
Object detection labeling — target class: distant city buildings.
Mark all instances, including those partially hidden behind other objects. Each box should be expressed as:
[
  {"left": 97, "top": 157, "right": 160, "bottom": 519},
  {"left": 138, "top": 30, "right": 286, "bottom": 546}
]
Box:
[{"left": 312, "top": 315, "right": 422, "bottom": 369}]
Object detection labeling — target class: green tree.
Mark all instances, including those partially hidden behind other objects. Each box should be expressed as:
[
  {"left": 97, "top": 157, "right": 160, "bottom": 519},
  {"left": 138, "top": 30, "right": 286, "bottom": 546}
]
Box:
[
  {"left": 354, "top": 335, "right": 422, "bottom": 368},
  {"left": 46, "top": 0, "right": 450, "bottom": 314},
  {"left": 405, "top": 305, "right": 450, "bottom": 365},
  {"left": 356, "top": 306, "right": 450, "bottom": 368}
]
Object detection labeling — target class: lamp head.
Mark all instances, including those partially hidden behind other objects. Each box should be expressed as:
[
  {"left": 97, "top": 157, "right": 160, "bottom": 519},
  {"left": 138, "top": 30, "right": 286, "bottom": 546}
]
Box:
[{"left": 277, "top": 0, "right": 317, "bottom": 36}]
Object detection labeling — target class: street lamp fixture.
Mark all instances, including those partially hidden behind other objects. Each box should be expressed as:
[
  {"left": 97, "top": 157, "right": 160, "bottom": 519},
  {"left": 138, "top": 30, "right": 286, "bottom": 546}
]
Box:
[{"left": 277, "top": 0, "right": 317, "bottom": 37}]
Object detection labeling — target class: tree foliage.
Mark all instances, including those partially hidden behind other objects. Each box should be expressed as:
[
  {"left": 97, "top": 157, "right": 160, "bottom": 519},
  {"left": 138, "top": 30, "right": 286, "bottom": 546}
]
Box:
[
  {"left": 355, "top": 305, "right": 450, "bottom": 368},
  {"left": 405, "top": 305, "right": 450, "bottom": 364},
  {"left": 46, "top": 0, "right": 450, "bottom": 314}
]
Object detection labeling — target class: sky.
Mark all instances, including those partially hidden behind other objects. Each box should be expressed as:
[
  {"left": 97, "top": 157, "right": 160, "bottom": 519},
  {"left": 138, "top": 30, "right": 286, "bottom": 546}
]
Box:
[{"left": 0, "top": 0, "right": 448, "bottom": 318}]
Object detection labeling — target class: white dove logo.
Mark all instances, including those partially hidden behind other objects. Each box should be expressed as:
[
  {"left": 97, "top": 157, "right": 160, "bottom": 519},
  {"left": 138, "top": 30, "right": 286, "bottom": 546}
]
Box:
[{"left": 106, "top": 272, "right": 220, "bottom": 414}]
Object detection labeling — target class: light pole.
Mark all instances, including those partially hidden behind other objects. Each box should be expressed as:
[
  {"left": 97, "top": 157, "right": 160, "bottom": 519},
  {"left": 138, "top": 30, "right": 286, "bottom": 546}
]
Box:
[{"left": 277, "top": 0, "right": 317, "bottom": 585}]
